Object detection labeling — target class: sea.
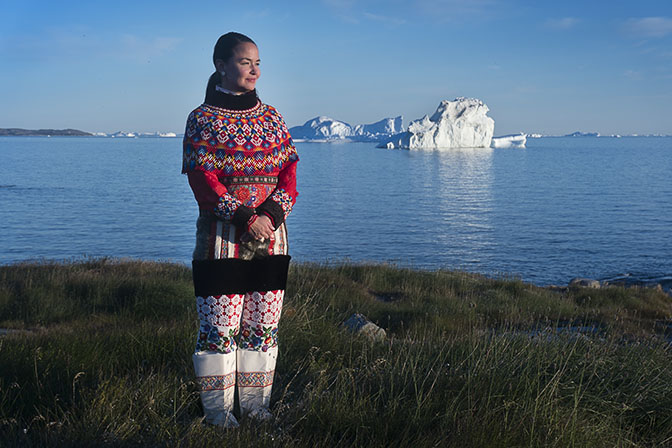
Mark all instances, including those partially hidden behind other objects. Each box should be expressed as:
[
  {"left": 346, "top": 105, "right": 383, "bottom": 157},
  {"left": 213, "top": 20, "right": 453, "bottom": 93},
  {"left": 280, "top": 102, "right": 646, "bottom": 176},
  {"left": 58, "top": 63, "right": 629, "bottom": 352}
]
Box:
[{"left": 1, "top": 136, "right": 670, "bottom": 287}]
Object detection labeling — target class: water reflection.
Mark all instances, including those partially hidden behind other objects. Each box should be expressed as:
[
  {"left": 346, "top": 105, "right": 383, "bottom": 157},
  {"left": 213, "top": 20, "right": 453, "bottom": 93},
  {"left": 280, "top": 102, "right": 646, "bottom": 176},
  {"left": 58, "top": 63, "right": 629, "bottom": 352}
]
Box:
[
  {"left": 291, "top": 143, "right": 495, "bottom": 270},
  {"left": 406, "top": 148, "right": 495, "bottom": 267}
]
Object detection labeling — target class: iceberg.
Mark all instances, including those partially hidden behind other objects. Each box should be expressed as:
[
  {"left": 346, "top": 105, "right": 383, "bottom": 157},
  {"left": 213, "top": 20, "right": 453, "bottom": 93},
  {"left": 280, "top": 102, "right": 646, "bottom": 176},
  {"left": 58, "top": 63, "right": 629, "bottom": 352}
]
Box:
[
  {"left": 491, "top": 133, "right": 527, "bottom": 148},
  {"left": 289, "top": 116, "right": 404, "bottom": 142},
  {"left": 110, "top": 131, "right": 137, "bottom": 138},
  {"left": 352, "top": 116, "right": 404, "bottom": 141},
  {"left": 289, "top": 116, "right": 353, "bottom": 141},
  {"left": 380, "top": 98, "right": 494, "bottom": 149}
]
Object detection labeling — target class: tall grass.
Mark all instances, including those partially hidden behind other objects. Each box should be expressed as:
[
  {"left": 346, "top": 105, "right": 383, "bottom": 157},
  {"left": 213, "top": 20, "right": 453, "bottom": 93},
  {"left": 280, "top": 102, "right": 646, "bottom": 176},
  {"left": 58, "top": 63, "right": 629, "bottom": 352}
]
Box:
[{"left": 1, "top": 259, "right": 671, "bottom": 446}]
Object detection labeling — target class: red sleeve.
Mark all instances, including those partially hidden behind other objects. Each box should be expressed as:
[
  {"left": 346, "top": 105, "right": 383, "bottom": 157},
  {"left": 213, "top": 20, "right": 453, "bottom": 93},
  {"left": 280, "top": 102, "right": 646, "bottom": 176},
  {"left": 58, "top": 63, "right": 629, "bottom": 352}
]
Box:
[
  {"left": 187, "top": 170, "right": 229, "bottom": 206},
  {"left": 256, "top": 157, "right": 298, "bottom": 229},
  {"left": 187, "top": 171, "right": 255, "bottom": 226},
  {"left": 276, "top": 159, "right": 298, "bottom": 206}
]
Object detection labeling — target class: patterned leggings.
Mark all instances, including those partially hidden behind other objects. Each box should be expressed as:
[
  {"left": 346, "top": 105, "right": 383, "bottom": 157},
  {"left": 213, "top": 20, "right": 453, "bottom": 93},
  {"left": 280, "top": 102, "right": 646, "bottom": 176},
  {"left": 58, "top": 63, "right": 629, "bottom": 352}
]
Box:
[{"left": 192, "top": 215, "right": 288, "bottom": 417}]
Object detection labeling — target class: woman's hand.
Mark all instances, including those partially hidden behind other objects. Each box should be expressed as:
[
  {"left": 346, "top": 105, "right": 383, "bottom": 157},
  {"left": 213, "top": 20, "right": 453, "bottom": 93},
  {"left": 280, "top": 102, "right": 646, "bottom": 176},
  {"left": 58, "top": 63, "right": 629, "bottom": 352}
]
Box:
[{"left": 248, "top": 214, "right": 274, "bottom": 240}]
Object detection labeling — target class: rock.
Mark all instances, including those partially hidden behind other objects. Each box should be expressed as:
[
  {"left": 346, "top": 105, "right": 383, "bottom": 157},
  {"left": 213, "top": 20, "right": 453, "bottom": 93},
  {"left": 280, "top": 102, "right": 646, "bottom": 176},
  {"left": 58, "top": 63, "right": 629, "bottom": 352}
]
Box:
[
  {"left": 569, "top": 278, "right": 601, "bottom": 289},
  {"left": 380, "top": 97, "right": 494, "bottom": 149},
  {"left": 342, "top": 313, "right": 386, "bottom": 342}
]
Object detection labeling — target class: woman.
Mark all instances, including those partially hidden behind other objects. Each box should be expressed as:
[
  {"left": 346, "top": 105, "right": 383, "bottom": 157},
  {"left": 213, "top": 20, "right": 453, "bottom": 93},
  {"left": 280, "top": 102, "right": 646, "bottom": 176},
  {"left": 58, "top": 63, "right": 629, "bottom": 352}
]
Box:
[{"left": 182, "top": 32, "right": 298, "bottom": 428}]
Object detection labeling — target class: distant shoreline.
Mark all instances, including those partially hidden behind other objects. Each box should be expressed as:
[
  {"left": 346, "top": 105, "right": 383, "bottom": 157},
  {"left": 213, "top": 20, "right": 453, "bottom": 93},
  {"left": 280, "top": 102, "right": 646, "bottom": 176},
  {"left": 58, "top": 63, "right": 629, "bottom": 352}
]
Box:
[
  {"left": 0, "top": 128, "right": 92, "bottom": 137},
  {"left": 0, "top": 128, "right": 181, "bottom": 138}
]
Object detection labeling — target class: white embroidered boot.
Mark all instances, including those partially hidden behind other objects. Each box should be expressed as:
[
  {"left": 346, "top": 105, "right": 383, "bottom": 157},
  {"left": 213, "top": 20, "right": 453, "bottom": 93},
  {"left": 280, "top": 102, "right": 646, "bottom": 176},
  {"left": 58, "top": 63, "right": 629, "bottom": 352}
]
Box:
[
  {"left": 193, "top": 352, "right": 238, "bottom": 428},
  {"left": 192, "top": 293, "right": 245, "bottom": 428},
  {"left": 236, "top": 346, "right": 277, "bottom": 419},
  {"left": 237, "top": 290, "right": 283, "bottom": 419}
]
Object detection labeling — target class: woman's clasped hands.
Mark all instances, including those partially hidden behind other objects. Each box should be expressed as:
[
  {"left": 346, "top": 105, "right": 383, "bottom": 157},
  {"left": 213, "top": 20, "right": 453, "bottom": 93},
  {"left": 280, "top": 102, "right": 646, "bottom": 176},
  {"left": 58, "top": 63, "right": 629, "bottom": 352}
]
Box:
[{"left": 247, "top": 214, "right": 274, "bottom": 241}]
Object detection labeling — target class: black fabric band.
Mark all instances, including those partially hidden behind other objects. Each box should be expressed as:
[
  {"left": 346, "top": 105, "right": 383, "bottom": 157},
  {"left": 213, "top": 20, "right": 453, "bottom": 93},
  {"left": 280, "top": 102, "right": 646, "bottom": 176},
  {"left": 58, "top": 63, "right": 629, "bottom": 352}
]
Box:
[
  {"left": 204, "top": 88, "right": 258, "bottom": 110},
  {"left": 256, "top": 197, "right": 285, "bottom": 229},
  {"left": 192, "top": 255, "right": 291, "bottom": 296},
  {"left": 231, "top": 205, "right": 255, "bottom": 229}
]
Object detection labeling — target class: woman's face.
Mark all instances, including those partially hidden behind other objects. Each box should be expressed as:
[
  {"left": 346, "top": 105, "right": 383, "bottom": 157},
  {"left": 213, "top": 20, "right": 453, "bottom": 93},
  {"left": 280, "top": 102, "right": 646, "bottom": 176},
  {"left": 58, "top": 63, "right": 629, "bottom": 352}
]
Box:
[{"left": 216, "top": 42, "right": 260, "bottom": 94}]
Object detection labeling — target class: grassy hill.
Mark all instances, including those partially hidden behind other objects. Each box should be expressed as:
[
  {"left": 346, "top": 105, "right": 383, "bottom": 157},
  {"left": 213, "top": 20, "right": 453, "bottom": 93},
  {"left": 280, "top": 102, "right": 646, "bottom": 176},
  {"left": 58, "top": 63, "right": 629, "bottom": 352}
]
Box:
[{"left": 0, "top": 259, "right": 671, "bottom": 446}]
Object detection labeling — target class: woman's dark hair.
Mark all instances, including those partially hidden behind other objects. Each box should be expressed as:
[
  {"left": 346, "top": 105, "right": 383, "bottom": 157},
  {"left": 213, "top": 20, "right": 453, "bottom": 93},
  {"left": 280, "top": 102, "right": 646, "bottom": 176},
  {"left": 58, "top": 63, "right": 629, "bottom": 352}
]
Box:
[{"left": 206, "top": 32, "right": 256, "bottom": 96}]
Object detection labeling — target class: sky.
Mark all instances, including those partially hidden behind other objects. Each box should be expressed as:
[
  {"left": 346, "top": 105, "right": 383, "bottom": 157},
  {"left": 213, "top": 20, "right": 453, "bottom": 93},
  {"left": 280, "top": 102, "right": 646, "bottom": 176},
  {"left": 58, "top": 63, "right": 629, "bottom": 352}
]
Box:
[{"left": 1, "top": 0, "right": 671, "bottom": 135}]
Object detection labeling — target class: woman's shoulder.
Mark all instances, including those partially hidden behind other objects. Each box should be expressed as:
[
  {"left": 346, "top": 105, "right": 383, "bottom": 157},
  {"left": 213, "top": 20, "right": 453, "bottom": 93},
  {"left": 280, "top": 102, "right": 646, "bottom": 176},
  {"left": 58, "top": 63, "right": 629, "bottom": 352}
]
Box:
[
  {"left": 185, "top": 104, "right": 208, "bottom": 122},
  {"left": 259, "top": 102, "right": 291, "bottom": 124}
]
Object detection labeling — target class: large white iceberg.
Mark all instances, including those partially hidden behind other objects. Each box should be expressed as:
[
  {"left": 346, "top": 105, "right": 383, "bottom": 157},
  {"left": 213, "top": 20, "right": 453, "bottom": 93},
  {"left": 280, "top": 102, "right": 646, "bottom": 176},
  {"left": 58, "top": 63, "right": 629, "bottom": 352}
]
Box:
[
  {"left": 290, "top": 116, "right": 403, "bottom": 142},
  {"left": 381, "top": 98, "right": 494, "bottom": 149}
]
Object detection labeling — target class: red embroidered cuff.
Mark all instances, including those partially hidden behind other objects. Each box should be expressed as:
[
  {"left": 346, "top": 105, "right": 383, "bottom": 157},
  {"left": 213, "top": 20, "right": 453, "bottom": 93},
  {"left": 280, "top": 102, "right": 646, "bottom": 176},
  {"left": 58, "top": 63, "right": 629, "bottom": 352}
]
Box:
[{"left": 246, "top": 214, "right": 259, "bottom": 232}]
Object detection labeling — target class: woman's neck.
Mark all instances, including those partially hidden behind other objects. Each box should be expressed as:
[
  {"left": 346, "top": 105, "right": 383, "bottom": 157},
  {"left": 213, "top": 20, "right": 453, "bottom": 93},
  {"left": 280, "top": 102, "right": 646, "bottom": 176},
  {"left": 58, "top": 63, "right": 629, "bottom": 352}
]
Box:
[
  {"left": 215, "top": 85, "right": 247, "bottom": 96},
  {"left": 204, "top": 86, "right": 259, "bottom": 111}
]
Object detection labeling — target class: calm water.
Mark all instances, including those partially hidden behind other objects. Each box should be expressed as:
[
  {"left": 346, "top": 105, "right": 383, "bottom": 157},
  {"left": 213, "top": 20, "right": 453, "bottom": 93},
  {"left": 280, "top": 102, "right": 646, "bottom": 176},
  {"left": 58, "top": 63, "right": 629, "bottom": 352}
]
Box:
[{"left": 1, "top": 136, "right": 670, "bottom": 286}]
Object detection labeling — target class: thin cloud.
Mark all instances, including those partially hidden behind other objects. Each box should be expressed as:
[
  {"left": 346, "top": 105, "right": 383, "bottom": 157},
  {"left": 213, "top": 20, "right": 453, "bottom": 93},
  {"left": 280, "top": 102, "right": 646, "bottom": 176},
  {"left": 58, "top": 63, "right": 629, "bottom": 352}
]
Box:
[
  {"left": 624, "top": 69, "right": 643, "bottom": 80},
  {"left": 414, "top": 0, "right": 501, "bottom": 21},
  {"left": 544, "top": 17, "right": 579, "bottom": 30},
  {"left": 119, "top": 35, "right": 182, "bottom": 62},
  {"left": 322, "top": 0, "right": 357, "bottom": 8},
  {"left": 323, "top": 0, "right": 406, "bottom": 25},
  {"left": 363, "top": 12, "right": 406, "bottom": 25},
  {"left": 0, "top": 27, "right": 102, "bottom": 62},
  {"left": 624, "top": 17, "right": 672, "bottom": 39}
]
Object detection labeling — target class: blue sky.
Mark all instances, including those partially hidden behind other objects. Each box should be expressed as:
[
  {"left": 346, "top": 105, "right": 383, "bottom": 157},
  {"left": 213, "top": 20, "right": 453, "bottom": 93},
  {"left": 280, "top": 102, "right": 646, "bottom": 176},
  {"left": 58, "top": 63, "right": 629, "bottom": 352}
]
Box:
[{"left": 1, "top": 0, "right": 671, "bottom": 135}]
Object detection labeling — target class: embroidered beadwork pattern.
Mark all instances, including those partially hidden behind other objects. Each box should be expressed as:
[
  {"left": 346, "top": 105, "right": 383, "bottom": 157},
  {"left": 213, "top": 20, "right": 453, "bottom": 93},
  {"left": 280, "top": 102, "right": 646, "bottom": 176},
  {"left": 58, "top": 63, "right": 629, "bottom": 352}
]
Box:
[
  {"left": 239, "top": 320, "right": 278, "bottom": 352},
  {"left": 184, "top": 142, "right": 298, "bottom": 175},
  {"left": 215, "top": 194, "right": 242, "bottom": 220},
  {"left": 268, "top": 222, "right": 288, "bottom": 256},
  {"left": 237, "top": 370, "right": 275, "bottom": 388},
  {"left": 196, "top": 373, "right": 236, "bottom": 391},
  {"left": 243, "top": 290, "right": 283, "bottom": 325},
  {"left": 199, "top": 102, "right": 262, "bottom": 116},
  {"left": 182, "top": 103, "right": 298, "bottom": 177},
  {"left": 221, "top": 175, "right": 278, "bottom": 186},
  {"left": 227, "top": 183, "right": 276, "bottom": 208},
  {"left": 196, "top": 324, "right": 238, "bottom": 354},
  {"left": 270, "top": 188, "right": 294, "bottom": 218},
  {"left": 197, "top": 294, "right": 244, "bottom": 327}
]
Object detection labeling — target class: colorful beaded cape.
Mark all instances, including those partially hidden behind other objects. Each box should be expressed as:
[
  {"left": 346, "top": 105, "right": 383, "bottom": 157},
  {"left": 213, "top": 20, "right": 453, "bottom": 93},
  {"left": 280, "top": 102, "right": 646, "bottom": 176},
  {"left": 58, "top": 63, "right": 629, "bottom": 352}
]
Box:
[{"left": 182, "top": 102, "right": 299, "bottom": 177}]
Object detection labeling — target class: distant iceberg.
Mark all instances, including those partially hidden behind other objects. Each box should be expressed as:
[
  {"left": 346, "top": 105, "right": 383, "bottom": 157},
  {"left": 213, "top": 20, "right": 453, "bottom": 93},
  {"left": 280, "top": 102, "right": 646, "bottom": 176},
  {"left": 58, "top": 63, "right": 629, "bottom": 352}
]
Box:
[
  {"left": 352, "top": 117, "right": 404, "bottom": 141},
  {"left": 290, "top": 116, "right": 353, "bottom": 140},
  {"left": 380, "top": 98, "right": 494, "bottom": 150},
  {"left": 138, "top": 132, "right": 178, "bottom": 138},
  {"left": 290, "top": 116, "right": 403, "bottom": 142},
  {"left": 103, "top": 131, "right": 178, "bottom": 138},
  {"left": 110, "top": 131, "right": 137, "bottom": 138},
  {"left": 491, "top": 133, "right": 527, "bottom": 148}
]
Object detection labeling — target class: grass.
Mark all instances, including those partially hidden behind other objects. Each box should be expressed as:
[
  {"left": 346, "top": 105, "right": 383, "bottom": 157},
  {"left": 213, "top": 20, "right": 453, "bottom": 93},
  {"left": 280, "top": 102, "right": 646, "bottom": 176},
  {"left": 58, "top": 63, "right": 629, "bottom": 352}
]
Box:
[{"left": 0, "top": 258, "right": 671, "bottom": 447}]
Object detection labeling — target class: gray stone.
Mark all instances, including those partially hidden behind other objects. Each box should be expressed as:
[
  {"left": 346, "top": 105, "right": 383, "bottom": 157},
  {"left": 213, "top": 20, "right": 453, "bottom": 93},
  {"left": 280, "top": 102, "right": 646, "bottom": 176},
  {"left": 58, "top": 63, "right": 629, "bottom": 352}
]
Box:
[
  {"left": 569, "top": 278, "right": 601, "bottom": 289},
  {"left": 342, "top": 313, "right": 386, "bottom": 342}
]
